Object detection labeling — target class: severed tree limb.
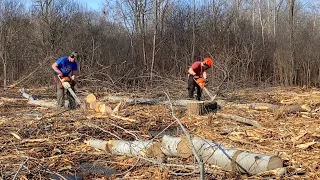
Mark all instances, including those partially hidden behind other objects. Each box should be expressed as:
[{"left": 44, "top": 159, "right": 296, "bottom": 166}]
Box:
[
  {"left": 215, "top": 112, "right": 262, "bottom": 128},
  {"left": 13, "top": 157, "right": 29, "bottom": 180}
]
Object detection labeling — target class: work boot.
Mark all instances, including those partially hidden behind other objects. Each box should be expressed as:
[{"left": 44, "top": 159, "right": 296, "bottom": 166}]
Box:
[{"left": 187, "top": 94, "right": 194, "bottom": 100}]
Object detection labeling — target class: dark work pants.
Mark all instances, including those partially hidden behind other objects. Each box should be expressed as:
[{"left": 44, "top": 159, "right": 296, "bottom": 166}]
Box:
[
  {"left": 187, "top": 75, "right": 202, "bottom": 100},
  {"left": 55, "top": 75, "right": 76, "bottom": 109}
]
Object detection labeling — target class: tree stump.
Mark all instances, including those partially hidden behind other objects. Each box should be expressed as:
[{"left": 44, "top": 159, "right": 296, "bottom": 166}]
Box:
[{"left": 187, "top": 101, "right": 205, "bottom": 116}]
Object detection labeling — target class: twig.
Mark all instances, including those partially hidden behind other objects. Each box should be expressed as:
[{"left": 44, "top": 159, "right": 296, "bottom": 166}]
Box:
[
  {"left": 150, "top": 120, "right": 177, "bottom": 141},
  {"left": 45, "top": 170, "right": 67, "bottom": 180},
  {"left": 13, "top": 157, "right": 29, "bottom": 180},
  {"left": 164, "top": 92, "right": 205, "bottom": 180},
  {"left": 38, "top": 109, "right": 69, "bottom": 121},
  {"left": 109, "top": 123, "right": 139, "bottom": 140},
  {"left": 115, "top": 158, "right": 141, "bottom": 176},
  {"left": 85, "top": 123, "right": 121, "bottom": 139}
]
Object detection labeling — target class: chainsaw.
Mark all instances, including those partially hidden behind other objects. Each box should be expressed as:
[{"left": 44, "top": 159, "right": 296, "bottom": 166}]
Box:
[
  {"left": 58, "top": 76, "right": 82, "bottom": 107},
  {"left": 194, "top": 77, "right": 216, "bottom": 101}
]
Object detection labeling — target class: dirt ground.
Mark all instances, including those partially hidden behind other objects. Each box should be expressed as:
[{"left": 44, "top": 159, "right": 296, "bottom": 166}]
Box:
[{"left": 0, "top": 86, "right": 319, "bottom": 179}]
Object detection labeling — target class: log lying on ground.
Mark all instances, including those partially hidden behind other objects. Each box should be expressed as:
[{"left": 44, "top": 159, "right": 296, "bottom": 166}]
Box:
[
  {"left": 85, "top": 135, "right": 283, "bottom": 175},
  {"left": 217, "top": 100, "right": 310, "bottom": 113},
  {"left": 21, "top": 89, "right": 57, "bottom": 108},
  {"left": 216, "top": 113, "right": 262, "bottom": 128},
  {"left": 102, "top": 96, "right": 310, "bottom": 115},
  {"left": 85, "top": 139, "right": 162, "bottom": 157},
  {"left": 102, "top": 96, "right": 198, "bottom": 106}
]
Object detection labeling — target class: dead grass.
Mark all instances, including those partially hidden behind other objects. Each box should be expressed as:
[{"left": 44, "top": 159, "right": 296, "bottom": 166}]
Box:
[{"left": 0, "top": 86, "right": 319, "bottom": 179}]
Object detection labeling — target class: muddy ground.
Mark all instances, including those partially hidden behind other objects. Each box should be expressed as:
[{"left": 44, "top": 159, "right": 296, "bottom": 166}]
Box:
[{"left": 0, "top": 86, "right": 319, "bottom": 179}]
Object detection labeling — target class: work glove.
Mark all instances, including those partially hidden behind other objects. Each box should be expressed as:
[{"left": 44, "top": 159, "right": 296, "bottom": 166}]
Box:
[
  {"left": 205, "top": 79, "right": 209, "bottom": 84},
  {"left": 71, "top": 75, "right": 75, "bottom": 81}
]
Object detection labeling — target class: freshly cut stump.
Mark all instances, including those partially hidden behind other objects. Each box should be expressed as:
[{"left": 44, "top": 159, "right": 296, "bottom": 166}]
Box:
[{"left": 187, "top": 101, "right": 204, "bottom": 116}]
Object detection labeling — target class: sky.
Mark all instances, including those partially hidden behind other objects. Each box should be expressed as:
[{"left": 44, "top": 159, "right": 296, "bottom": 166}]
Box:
[
  {"left": 24, "top": 0, "right": 104, "bottom": 11},
  {"left": 75, "top": 0, "right": 103, "bottom": 11}
]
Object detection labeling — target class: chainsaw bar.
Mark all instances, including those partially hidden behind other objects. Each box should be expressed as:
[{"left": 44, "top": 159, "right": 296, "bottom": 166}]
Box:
[
  {"left": 193, "top": 77, "right": 216, "bottom": 101},
  {"left": 58, "top": 76, "right": 82, "bottom": 106}
]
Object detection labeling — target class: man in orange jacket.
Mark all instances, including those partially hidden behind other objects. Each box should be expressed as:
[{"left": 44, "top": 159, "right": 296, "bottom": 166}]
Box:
[{"left": 187, "top": 57, "right": 213, "bottom": 100}]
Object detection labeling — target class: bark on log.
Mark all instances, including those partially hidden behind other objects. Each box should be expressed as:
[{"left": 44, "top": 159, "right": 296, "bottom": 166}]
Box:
[
  {"left": 85, "top": 139, "right": 161, "bottom": 157},
  {"left": 217, "top": 100, "right": 310, "bottom": 114},
  {"left": 187, "top": 101, "right": 204, "bottom": 116},
  {"left": 85, "top": 135, "right": 283, "bottom": 175},
  {"left": 102, "top": 96, "right": 310, "bottom": 114},
  {"left": 22, "top": 91, "right": 57, "bottom": 108}
]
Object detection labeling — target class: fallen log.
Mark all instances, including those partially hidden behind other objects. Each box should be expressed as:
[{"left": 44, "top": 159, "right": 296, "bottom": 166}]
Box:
[
  {"left": 217, "top": 100, "right": 310, "bottom": 114},
  {"left": 85, "top": 135, "right": 283, "bottom": 175},
  {"left": 216, "top": 113, "right": 262, "bottom": 128},
  {"left": 101, "top": 95, "right": 198, "bottom": 106},
  {"left": 102, "top": 96, "right": 311, "bottom": 115},
  {"left": 21, "top": 89, "right": 57, "bottom": 108}
]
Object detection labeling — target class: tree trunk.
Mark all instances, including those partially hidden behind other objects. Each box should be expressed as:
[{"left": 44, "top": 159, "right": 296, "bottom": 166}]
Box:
[
  {"left": 86, "top": 135, "right": 283, "bottom": 175},
  {"left": 187, "top": 101, "right": 204, "bottom": 116}
]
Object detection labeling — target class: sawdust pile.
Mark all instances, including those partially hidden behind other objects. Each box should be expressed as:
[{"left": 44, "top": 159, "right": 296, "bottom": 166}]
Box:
[{"left": 0, "top": 86, "right": 319, "bottom": 179}]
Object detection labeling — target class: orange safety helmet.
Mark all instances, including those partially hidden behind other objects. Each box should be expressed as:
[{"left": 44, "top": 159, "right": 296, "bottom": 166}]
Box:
[{"left": 203, "top": 57, "right": 213, "bottom": 67}]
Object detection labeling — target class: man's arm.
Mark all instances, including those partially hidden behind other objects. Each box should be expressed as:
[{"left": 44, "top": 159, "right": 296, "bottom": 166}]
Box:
[
  {"left": 203, "top": 71, "right": 207, "bottom": 79},
  {"left": 70, "top": 70, "right": 77, "bottom": 80},
  {"left": 188, "top": 67, "right": 196, "bottom": 76},
  {"left": 52, "top": 62, "right": 62, "bottom": 76}
]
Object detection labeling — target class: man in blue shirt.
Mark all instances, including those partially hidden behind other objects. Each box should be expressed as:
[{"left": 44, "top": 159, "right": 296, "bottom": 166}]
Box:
[{"left": 52, "top": 52, "right": 78, "bottom": 109}]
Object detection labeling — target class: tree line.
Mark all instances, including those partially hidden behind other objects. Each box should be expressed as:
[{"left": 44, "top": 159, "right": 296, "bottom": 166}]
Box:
[{"left": 1, "top": 0, "right": 320, "bottom": 90}]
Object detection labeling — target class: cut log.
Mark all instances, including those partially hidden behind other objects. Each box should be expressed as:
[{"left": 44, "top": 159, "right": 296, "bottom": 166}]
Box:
[
  {"left": 85, "top": 94, "right": 113, "bottom": 114},
  {"left": 20, "top": 89, "right": 65, "bottom": 108},
  {"left": 190, "top": 137, "right": 282, "bottom": 175},
  {"left": 161, "top": 135, "right": 192, "bottom": 158},
  {"left": 85, "top": 139, "right": 160, "bottom": 157},
  {"left": 187, "top": 101, "right": 204, "bottom": 116},
  {"left": 85, "top": 94, "right": 137, "bottom": 122},
  {"left": 86, "top": 135, "right": 283, "bottom": 175},
  {"left": 101, "top": 95, "right": 312, "bottom": 114},
  {"left": 90, "top": 101, "right": 112, "bottom": 114},
  {"left": 86, "top": 93, "right": 97, "bottom": 109}
]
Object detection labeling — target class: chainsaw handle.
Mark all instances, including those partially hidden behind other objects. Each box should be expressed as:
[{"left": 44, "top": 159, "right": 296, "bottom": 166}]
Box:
[
  {"left": 193, "top": 77, "right": 206, "bottom": 89},
  {"left": 57, "top": 75, "right": 71, "bottom": 82}
]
